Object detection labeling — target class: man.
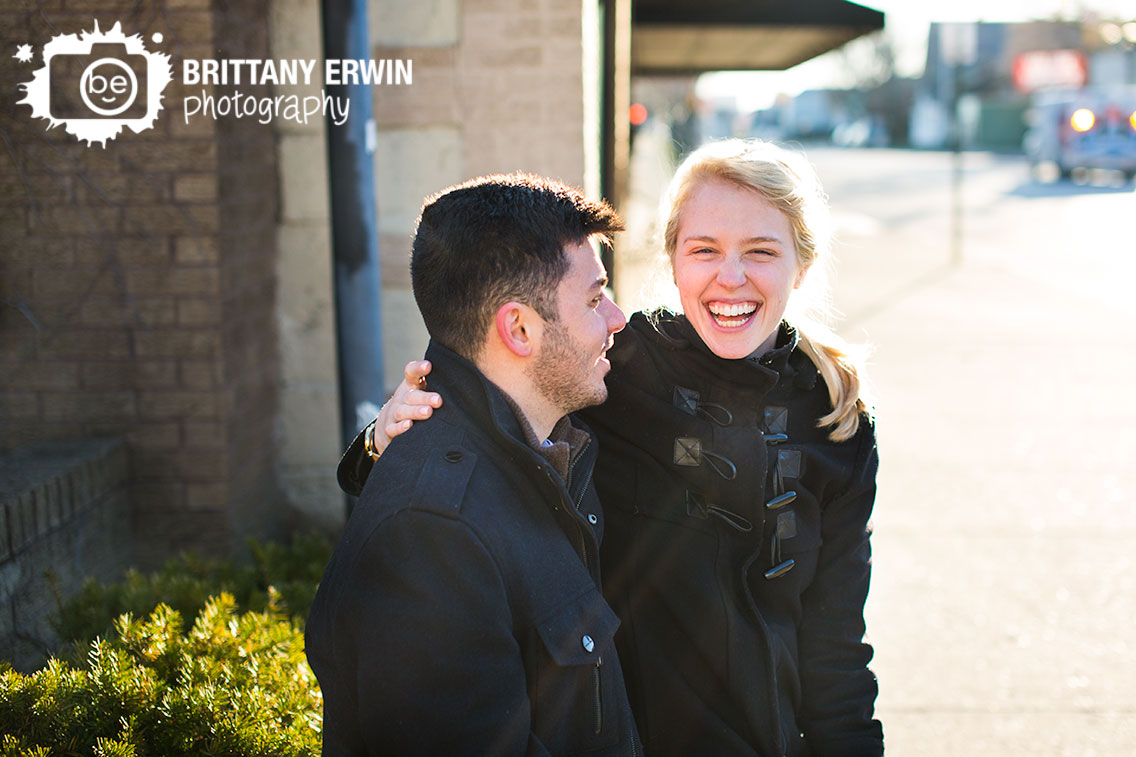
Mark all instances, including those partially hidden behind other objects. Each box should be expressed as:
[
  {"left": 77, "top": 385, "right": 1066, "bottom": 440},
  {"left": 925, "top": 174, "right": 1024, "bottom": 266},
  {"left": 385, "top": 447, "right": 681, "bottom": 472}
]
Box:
[{"left": 305, "top": 174, "right": 639, "bottom": 756}]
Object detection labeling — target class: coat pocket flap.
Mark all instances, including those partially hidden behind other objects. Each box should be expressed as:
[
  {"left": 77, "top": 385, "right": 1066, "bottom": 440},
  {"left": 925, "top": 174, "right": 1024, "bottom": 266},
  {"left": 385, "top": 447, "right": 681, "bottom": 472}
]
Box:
[{"left": 535, "top": 587, "right": 620, "bottom": 667}]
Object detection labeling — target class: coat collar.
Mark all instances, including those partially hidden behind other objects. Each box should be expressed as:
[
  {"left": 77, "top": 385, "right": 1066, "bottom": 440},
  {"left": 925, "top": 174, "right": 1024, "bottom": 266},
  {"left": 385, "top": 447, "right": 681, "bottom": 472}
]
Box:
[
  {"left": 423, "top": 339, "right": 539, "bottom": 455},
  {"left": 423, "top": 340, "right": 598, "bottom": 476},
  {"left": 671, "top": 310, "right": 798, "bottom": 374},
  {"left": 627, "top": 309, "right": 811, "bottom": 394},
  {"left": 335, "top": 342, "right": 593, "bottom": 498}
]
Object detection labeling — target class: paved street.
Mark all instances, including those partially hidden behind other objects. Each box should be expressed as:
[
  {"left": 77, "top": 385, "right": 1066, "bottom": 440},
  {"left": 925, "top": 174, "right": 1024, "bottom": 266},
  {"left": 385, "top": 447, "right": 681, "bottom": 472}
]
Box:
[{"left": 620, "top": 142, "right": 1136, "bottom": 755}]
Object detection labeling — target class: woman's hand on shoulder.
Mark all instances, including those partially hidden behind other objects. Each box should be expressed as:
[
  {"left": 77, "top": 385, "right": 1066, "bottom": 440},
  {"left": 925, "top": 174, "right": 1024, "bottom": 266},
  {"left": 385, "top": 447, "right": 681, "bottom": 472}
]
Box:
[{"left": 369, "top": 360, "right": 442, "bottom": 456}]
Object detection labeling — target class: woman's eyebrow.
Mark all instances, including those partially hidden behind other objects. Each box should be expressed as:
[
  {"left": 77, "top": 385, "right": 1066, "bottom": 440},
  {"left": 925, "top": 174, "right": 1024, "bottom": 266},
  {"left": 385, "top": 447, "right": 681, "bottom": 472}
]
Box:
[{"left": 682, "top": 234, "right": 784, "bottom": 245}]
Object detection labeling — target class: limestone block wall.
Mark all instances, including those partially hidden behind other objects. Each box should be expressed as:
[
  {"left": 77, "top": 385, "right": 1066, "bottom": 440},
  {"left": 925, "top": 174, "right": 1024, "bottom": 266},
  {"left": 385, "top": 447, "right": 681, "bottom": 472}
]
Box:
[
  {"left": 263, "top": 0, "right": 600, "bottom": 516},
  {"left": 369, "top": 0, "right": 598, "bottom": 391},
  {"left": 269, "top": 0, "right": 344, "bottom": 532}
]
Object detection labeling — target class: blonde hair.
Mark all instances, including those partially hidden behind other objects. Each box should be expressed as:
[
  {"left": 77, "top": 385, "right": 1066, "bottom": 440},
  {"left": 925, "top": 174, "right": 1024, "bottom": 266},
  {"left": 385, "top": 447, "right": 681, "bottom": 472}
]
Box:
[{"left": 661, "top": 139, "right": 871, "bottom": 442}]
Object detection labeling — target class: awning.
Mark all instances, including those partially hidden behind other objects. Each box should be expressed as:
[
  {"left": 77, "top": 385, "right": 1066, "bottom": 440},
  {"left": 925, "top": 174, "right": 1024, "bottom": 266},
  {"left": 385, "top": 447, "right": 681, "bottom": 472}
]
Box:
[{"left": 632, "top": 0, "right": 885, "bottom": 75}]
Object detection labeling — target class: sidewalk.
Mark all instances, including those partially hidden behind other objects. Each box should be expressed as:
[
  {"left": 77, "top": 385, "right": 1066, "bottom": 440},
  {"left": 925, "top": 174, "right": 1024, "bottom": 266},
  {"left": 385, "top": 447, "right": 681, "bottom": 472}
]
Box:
[
  {"left": 857, "top": 257, "right": 1136, "bottom": 755},
  {"left": 827, "top": 154, "right": 1136, "bottom": 756}
]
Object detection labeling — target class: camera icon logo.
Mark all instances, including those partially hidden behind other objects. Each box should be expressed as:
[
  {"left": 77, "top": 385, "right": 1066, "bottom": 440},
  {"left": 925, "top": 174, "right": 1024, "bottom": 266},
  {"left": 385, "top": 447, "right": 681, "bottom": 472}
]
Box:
[
  {"left": 51, "top": 43, "right": 149, "bottom": 120},
  {"left": 17, "top": 21, "right": 172, "bottom": 147}
]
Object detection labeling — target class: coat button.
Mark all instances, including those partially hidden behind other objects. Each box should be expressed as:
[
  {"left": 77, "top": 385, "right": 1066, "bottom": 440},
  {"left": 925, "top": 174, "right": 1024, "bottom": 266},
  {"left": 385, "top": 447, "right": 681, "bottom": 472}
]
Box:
[
  {"left": 764, "top": 559, "right": 796, "bottom": 580},
  {"left": 581, "top": 635, "right": 595, "bottom": 653},
  {"left": 587, "top": 513, "right": 598, "bottom": 525},
  {"left": 765, "top": 491, "right": 797, "bottom": 510},
  {"left": 444, "top": 449, "right": 462, "bottom": 463}
]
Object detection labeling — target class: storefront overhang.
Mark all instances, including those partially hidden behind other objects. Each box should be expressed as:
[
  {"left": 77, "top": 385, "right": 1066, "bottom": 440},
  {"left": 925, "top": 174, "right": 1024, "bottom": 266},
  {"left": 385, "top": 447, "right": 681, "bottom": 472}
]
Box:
[{"left": 632, "top": 0, "right": 885, "bottom": 75}]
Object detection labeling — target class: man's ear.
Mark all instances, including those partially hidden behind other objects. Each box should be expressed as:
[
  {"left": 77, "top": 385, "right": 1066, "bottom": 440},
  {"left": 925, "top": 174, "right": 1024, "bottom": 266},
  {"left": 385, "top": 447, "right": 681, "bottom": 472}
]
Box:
[{"left": 494, "top": 301, "right": 538, "bottom": 358}]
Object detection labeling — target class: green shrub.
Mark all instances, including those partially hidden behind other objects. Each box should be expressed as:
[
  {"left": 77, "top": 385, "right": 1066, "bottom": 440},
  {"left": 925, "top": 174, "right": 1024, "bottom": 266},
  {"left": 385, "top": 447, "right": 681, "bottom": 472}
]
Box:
[
  {"left": 0, "top": 594, "right": 322, "bottom": 756},
  {"left": 0, "top": 533, "right": 332, "bottom": 755},
  {"left": 51, "top": 532, "right": 332, "bottom": 651}
]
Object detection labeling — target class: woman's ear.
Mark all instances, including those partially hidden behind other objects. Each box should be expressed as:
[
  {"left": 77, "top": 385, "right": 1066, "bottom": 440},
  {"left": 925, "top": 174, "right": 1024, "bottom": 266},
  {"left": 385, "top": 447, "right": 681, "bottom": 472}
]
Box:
[
  {"left": 494, "top": 301, "right": 538, "bottom": 357},
  {"left": 794, "top": 264, "right": 811, "bottom": 289}
]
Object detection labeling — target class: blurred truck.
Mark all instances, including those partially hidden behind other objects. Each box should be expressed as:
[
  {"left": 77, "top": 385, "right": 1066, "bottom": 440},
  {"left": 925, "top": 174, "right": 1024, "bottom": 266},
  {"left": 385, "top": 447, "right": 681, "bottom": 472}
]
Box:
[{"left": 1024, "top": 86, "right": 1136, "bottom": 181}]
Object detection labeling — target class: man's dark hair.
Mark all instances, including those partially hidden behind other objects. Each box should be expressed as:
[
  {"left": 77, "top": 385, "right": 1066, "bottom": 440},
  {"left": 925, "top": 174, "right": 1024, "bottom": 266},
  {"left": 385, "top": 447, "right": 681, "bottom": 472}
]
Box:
[{"left": 410, "top": 173, "right": 624, "bottom": 359}]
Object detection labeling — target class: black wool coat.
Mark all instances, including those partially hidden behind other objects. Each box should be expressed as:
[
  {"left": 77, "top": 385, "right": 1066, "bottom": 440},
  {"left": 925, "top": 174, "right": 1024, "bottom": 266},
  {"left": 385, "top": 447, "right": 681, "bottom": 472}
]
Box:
[
  {"left": 309, "top": 341, "right": 640, "bottom": 756},
  {"left": 577, "top": 311, "right": 883, "bottom": 757}
]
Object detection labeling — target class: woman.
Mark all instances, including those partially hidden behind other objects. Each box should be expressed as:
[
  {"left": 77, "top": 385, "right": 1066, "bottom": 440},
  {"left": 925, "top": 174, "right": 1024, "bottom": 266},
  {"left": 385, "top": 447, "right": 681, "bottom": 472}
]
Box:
[{"left": 349, "top": 139, "right": 883, "bottom": 756}]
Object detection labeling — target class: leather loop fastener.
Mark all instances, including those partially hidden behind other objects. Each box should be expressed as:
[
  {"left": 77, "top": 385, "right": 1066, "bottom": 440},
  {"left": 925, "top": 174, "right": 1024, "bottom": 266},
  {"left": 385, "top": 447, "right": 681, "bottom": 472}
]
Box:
[
  {"left": 673, "top": 386, "right": 734, "bottom": 426},
  {"left": 685, "top": 491, "right": 754, "bottom": 532},
  {"left": 673, "top": 437, "right": 738, "bottom": 480}
]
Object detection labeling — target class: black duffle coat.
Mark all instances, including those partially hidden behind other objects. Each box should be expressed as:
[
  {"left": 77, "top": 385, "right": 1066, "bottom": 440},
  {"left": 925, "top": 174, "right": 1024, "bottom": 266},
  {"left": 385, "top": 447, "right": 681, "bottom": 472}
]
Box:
[
  {"left": 311, "top": 341, "right": 640, "bottom": 756},
  {"left": 576, "top": 310, "right": 883, "bottom": 757}
]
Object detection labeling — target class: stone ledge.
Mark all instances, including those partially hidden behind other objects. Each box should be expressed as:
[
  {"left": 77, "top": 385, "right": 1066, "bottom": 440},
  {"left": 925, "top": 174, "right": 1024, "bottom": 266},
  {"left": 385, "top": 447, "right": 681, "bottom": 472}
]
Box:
[
  {"left": 0, "top": 437, "right": 133, "bottom": 671},
  {"left": 0, "top": 438, "right": 129, "bottom": 562}
]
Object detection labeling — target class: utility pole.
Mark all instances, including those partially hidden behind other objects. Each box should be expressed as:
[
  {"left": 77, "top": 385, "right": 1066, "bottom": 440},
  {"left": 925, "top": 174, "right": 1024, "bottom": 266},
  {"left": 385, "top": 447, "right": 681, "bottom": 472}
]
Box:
[
  {"left": 322, "top": 0, "right": 386, "bottom": 457},
  {"left": 941, "top": 22, "right": 976, "bottom": 266}
]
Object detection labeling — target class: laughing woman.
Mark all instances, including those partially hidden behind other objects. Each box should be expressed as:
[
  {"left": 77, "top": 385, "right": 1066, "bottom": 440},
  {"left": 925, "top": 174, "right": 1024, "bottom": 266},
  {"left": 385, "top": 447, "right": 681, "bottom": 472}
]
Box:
[{"left": 345, "top": 139, "right": 883, "bottom": 756}]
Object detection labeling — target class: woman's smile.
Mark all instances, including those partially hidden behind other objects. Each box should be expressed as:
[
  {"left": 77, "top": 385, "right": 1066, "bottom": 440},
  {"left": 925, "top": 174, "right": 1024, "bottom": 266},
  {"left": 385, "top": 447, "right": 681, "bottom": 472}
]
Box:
[{"left": 706, "top": 300, "right": 759, "bottom": 328}]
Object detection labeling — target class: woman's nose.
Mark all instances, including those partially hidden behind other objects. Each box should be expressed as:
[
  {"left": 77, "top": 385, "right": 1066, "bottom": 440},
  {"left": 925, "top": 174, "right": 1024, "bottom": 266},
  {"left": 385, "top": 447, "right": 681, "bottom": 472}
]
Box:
[{"left": 715, "top": 256, "right": 746, "bottom": 287}]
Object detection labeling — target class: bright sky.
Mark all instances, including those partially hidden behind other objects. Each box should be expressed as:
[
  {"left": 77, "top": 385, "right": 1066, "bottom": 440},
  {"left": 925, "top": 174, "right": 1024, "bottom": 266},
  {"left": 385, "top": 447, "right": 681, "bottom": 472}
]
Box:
[{"left": 696, "top": 0, "right": 1136, "bottom": 111}]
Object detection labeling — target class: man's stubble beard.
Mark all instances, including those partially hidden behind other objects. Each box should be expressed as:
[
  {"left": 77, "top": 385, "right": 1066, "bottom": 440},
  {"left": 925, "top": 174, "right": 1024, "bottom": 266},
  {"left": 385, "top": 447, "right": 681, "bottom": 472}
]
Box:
[{"left": 527, "top": 318, "right": 607, "bottom": 417}]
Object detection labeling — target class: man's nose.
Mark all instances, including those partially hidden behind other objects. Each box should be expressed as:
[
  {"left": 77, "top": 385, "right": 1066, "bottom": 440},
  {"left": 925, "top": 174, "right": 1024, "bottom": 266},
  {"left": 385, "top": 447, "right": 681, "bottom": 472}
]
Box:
[{"left": 602, "top": 296, "right": 626, "bottom": 334}]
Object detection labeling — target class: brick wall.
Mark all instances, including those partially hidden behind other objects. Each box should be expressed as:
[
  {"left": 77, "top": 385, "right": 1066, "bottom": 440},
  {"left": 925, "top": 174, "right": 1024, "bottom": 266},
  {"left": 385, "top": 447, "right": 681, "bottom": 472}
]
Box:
[
  {"left": 1, "top": 0, "right": 599, "bottom": 571},
  {"left": 0, "top": 1, "right": 284, "bottom": 567}
]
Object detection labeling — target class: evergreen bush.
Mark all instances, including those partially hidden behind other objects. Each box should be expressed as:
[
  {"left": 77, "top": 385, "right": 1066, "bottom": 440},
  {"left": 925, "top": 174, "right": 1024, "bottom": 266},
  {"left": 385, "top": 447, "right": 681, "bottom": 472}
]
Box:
[
  {"left": 51, "top": 532, "right": 332, "bottom": 651},
  {"left": 0, "top": 533, "right": 332, "bottom": 755},
  {"left": 0, "top": 595, "right": 321, "bottom": 756}
]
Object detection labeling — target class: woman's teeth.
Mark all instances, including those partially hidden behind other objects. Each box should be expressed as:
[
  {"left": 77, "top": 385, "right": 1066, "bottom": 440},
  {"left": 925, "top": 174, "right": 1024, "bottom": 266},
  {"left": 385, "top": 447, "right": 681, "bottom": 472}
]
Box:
[{"left": 708, "top": 302, "right": 757, "bottom": 327}]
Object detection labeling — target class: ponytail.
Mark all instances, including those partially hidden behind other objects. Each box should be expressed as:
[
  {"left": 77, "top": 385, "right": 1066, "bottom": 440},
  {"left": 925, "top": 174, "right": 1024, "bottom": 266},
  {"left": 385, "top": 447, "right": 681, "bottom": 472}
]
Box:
[{"left": 795, "top": 320, "right": 872, "bottom": 442}]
